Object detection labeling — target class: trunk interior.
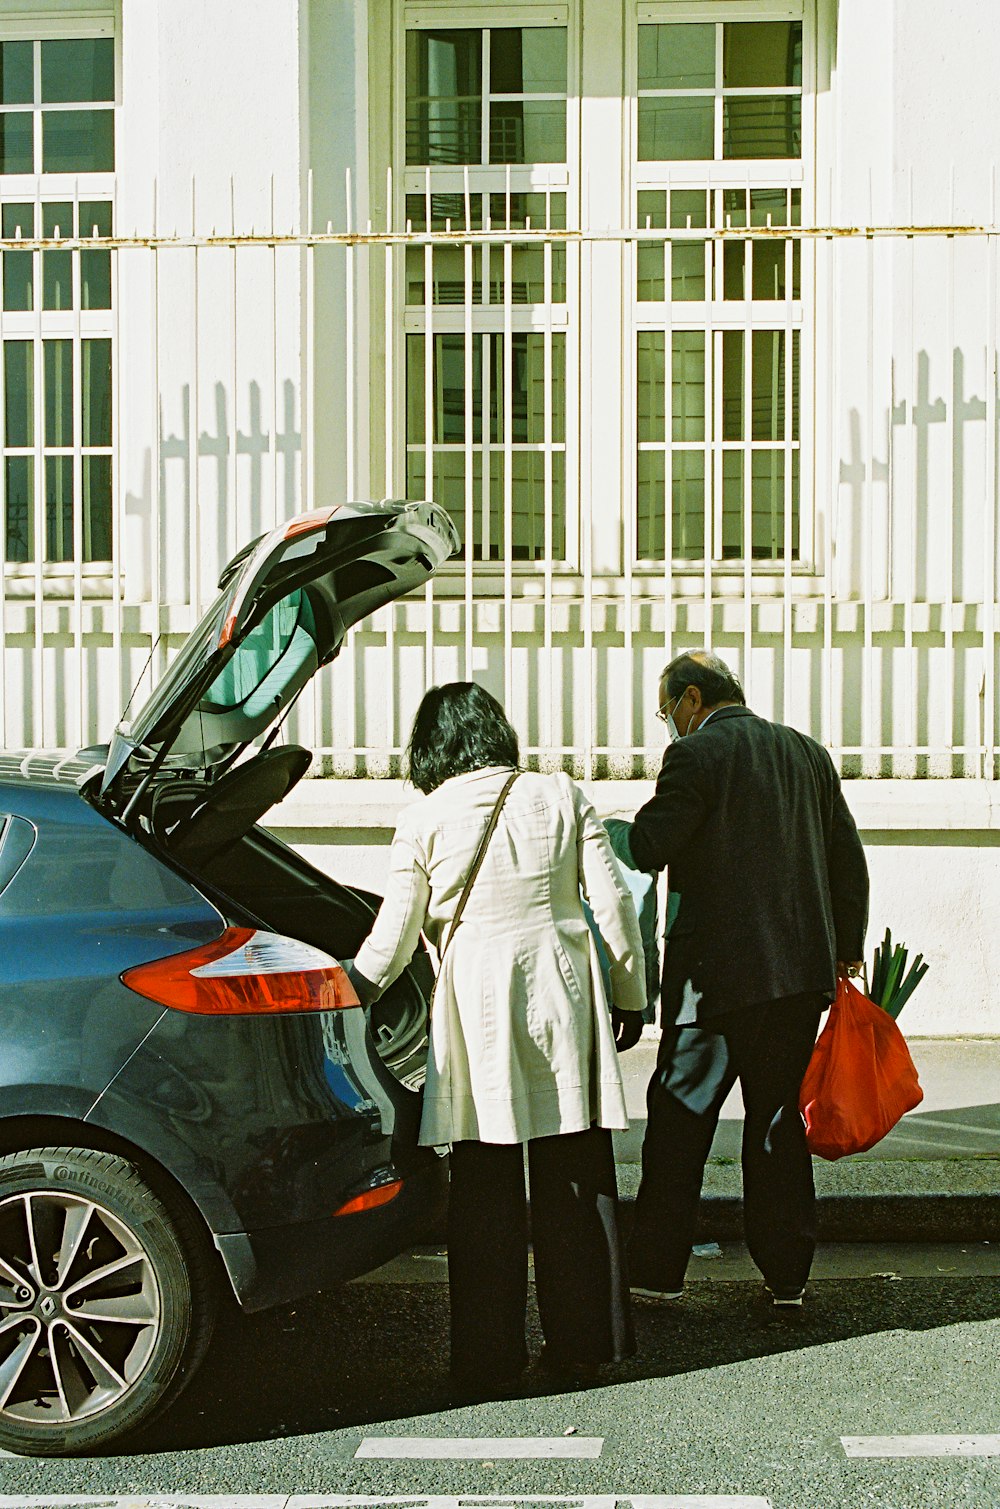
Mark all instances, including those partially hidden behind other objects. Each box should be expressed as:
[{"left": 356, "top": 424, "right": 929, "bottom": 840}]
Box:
[
  {"left": 188, "top": 823, "right": 433, "bottom": 1091},
  {"left": 98, "top": 749, "right": 432, "bottom": 1090}
]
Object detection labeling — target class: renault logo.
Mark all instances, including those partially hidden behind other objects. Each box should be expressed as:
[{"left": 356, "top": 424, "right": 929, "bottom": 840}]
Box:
[{"left": 39, "top": 1296, "right": 56, "bottom": 1319}]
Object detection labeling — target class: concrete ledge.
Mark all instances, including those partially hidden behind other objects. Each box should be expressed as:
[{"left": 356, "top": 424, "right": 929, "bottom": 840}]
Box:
[
  {"left": 614, "top": 1159, "right": 1000, "bottom": 1243},
  {"left": 268, "top": 777, "right": 1000, "bottom": 834}
]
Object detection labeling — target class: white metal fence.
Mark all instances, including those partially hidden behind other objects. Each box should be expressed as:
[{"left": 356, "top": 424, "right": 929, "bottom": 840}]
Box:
[{"left": 1, "top": 173, "right": 999, "bottom": 779}]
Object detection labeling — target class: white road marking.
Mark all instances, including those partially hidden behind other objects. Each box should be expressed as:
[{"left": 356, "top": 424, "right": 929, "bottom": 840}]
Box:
[
  {"left": 294, "top": 1499, "right": 770, "bottom": 1508},
  {"left": 625, "top": 1499, "right": 772, "bottom": 1507},
  {"left": 355, "top": 1437, "right": 604, "bottom": 1460},
  {"left": 0, "top": 1500, "right": 773, "bottom": 1509},
  {"left": 842, "top": 1434, "right": 1000, "bottom": 1457}
]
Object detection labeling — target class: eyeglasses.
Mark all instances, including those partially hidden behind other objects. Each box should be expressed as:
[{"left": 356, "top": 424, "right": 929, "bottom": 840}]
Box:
[{"left": 655, "top": 696, "right": 677, "bottom": 726}]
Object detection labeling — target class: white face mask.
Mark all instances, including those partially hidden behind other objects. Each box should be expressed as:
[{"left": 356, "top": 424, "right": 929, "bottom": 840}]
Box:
[{"left": 666, "top": 711, "right": 681, "bottom": 743}]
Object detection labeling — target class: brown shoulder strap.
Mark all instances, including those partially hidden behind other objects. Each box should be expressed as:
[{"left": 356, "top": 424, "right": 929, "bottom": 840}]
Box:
[{"left": 438, "top": 769, "right": 519, "bottom": 965}]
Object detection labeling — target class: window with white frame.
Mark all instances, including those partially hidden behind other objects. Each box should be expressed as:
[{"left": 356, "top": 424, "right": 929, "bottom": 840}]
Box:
[
  {"left": 1, "top": 32, "right": 114, "bottom": 568},
  {"left": 633, "top": 9, "right": 806, "bottom": 564},
  {"left": 402, "top": 15, "right": 571, "bottom": 562}
]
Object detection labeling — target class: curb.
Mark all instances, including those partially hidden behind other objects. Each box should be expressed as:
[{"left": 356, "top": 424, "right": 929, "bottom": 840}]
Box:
[{"left": 614, "top": 1158, "right": 1000, "bottom": 1243}]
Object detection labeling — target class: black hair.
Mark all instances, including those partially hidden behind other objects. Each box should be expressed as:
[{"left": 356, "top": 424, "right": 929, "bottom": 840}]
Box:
[
  {"left": 663, "top": 650, "right": 745, "bottom": 709},
  {"left": 406, "top": 682, "right": 520, "bottom": 794}
]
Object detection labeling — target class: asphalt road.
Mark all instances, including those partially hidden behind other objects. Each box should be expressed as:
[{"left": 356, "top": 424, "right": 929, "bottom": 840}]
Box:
[{"left": 2, "top": 1243, "right": 999, "bottom": 1509}]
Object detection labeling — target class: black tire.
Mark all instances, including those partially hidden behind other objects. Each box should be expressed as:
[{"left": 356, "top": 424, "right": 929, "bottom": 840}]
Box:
[{"left": 0, "top": 1146, "right": 217, "bottom": 1457}]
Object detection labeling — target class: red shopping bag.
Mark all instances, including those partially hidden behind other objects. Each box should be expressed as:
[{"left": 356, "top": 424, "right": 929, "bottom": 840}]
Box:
[{"left": 799, "top": 977, "right": 924, "bottom": 1160}]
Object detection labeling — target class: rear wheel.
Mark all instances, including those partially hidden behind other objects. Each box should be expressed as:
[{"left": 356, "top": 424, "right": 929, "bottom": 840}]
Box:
[{"left": 0, "top": 1146, "right": 216, "bottom": 1456}]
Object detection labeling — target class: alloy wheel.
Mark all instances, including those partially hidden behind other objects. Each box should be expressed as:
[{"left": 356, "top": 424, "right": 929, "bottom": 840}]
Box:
[{"left": 0, "top": 1191, "right": 161, "bottom": 1426}]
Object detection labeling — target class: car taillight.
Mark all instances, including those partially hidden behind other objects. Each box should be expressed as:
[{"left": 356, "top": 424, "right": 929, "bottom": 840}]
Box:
[
  {"left": 284, "top": 506, "right": 338, "bottom": 539},
  {"left": 122, "top": 927, "right": 361, "bottom": 1016}
]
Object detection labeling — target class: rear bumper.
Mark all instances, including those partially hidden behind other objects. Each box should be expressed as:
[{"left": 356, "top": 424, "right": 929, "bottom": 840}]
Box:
[{"left": 214, "top": 1150, "right": 449, "bottom": 1312}]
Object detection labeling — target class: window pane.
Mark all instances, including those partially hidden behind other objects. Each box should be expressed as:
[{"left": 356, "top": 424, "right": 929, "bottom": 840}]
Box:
[
  {"left": 45, "top": 454, "right": 74, "bottom": 562},
  {"left": 4, "top": 341, "right": 33, "bottom": 447},
  {"left": 672, "top": 241, "right": 706, "bottom": 300},
  {"left": 83, "top": 338, "right": 112, "bottom": 447},
  {"left": 2, "top": 209, "right": 33, "bottom": 312},
  {"left": 82, "top": 248, "right": 112, "bottom": 308},
  {"left": 488, "top": 192, "right": 566, "bottom": 229},
  {"left": 751, "top": 448, "right": 787, "bottom": 557},
  {"left": 670, "top": 189, "right": 709, "bottom": 229},
  {"left": 638, "top": 24, "right": 715, "bottom": 89},
  {"left": 751, "top": 238, "right": 799, "bottom": 299},
  {"left": 407, "top": 448, "right": 487, "bottom": 562},
  {"left": 43, "top": 251, "right": 72, "bottom": 310},
  {"left": 722, "top": 451, "right": 801, "bottom": 560},
  {"left": 79, "top": 198, "right": 112, "bottom": 237},
  {"left": 723, "top": 97, "right": 801, "bottom": 159},
  {"left": 750, "top": 187, "right": 798, "bottom": 227},
  {"left": 489, "top": 333, "right": 564, "bottom": 443},
  {"left": 637, "top": 333, "right": 665, "bottom": 441},
  {"left": 672, "top": 332, "right": 704, "bottom": 441},
  {"left": 3, "top": 202, "right": 32, "bottom": 237},
  {"left": 3, "top": 250, "right": 31, "bottom": 311},
  {"left": 673, "top": 450, "right": 705, "bottom": 557},
  {"left": 723, "top": 241, "right": 744, "bottom": 299},
  {"left": 751, "top": 329, "right": 786, "bottom": 440},
  {"left": 407, "top": 332, "right": 484, "bottom": 445},
  {"left": 5, "top": 456, "right": 33, "bottom": 562},
  {"left": 487, "top": 242, "right": 566, "bottom": 303},
  {"left": 637, "top": 190, "right": 667, "bottom": 229},
  {"left": 636, "top": 449, "right": 665, "bottom": 559},
  {"left": 83, "top": 453, "right": 112, "bottom": 560},
  {"left": 42, "top": 202, "right": 71, "bottom": 238},
  {"left": 638, "top": 98, "right": 714, "bottom": 161},
  {"left": 722, "top": 188, "right": 748, "bottom": 227},
  {"left": 42, "top": 109, "right": 115, "bottom": 172},
  {"left": 41, "top": 38, "right": 114, "bottom": 103},
  {"left": 493, "top": 449, "right": 566, "bottom": 561},
  {"left": 0, "top": 113, "right": 33, "bottom": 173},
  {"left": 406, "top": 243, "right": 483, "bottom": 305},
  {"left": 45, "top": 339, "right": 73, "bottom": 447},
  {"left": 723, "top": 23, "right": 801, "bottom": 88},
  {"left": 721, "top": 450, "right": 744, "bottom": 559},
  {"left": 0, "top": 42, "right": 33, "bottom": 105},
  {"left": 490, "top": 28, "right": 566, "bottom": 94},
  {"left": 489, "top": 100, "right": 565, "bottom": 163},
  {"left": 637, "top": 243, "right": 665, "bottom": 302},
  {"left": 722, "top": 329, "right": 744, "bottom": 440},
  {"left": 406, "top": 335, "right": 425, "bottom": 441},
  {"left": 405, "top": 30, "right": 481, "bottom": 165},
  {"left": 405, "top": 192, "right": 482, "bottom": 231},
  {"left": 43, "top": 339, "right": 74, "bottom": 450}
]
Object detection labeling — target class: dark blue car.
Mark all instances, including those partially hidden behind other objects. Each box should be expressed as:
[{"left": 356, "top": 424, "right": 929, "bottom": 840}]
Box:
[{"left": 0, "top": 500, "right": 458, "bottom": 1457}]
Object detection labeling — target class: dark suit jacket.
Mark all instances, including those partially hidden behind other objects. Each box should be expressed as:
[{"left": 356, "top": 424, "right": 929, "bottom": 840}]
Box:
[{"left": 628, "top": 706, "right": 869, "bottom": 1024}]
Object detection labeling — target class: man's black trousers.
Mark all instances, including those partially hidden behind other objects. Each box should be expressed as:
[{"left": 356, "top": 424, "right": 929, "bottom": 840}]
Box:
[
  {"left": 628, "top": 994, "right": 825, "bottom": 1297},
  {"left": 448, "top": 1126, "right": 635, "bottom": 1380}
]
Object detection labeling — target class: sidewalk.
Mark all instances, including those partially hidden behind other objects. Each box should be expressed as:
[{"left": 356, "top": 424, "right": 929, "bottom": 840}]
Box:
[{"left": 613, "top": 1036, "right": 1000, "bottom": 1241}]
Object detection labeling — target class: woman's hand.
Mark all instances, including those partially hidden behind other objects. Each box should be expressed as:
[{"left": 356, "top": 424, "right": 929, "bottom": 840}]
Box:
[{"left": 611, "top": 1007, "right": 644, "bottom": 1052}]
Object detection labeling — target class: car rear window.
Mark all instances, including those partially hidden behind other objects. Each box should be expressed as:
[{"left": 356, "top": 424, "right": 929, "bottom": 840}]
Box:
[{"left": 0, "top": 814, "right": 37, "bottom": 896}]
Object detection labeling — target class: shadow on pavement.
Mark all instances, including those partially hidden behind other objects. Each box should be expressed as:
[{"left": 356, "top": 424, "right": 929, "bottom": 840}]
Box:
[{"left": 127, "top": 1273, "right": 1000, "bottom": 1457}]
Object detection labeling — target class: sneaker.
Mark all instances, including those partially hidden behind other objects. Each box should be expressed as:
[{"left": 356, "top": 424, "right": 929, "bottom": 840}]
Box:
[
  {"left": 630, "top": 1284, "right": 683, "bottom": 1301},
  {"left": 764, "top": 1284, "right": 805, "bottom": 1308}
]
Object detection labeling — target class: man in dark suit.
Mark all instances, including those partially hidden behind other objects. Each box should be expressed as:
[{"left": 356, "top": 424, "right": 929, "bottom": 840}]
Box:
[{"left": 623, "top": 650, "right": 869, "bottom": 1307}]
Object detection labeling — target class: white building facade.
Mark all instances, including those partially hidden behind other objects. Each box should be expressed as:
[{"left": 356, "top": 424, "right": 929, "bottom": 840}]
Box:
[{"left": 1, "top": 0, "right": 999, "bottom": 1031}]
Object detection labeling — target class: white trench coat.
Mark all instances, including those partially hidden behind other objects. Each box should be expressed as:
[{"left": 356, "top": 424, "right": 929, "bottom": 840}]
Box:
[{"left": 352, "top": 766, "right": 646, "bottom": 1146}]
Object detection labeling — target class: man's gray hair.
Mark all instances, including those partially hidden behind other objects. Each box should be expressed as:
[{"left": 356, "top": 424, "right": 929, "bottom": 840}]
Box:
[{"left": 662, "top": 650, "right": 746, "bottom": 709}]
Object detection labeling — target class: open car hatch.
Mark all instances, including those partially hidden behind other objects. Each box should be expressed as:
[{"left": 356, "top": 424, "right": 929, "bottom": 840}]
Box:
[{"left": 100, "top": 500, "right": 459, "bottom": 800}]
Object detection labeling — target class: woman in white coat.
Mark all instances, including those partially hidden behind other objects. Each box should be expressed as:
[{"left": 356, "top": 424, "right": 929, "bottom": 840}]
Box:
[{"left": 348, "top": 683, "right": 647, "bottom": 1390}]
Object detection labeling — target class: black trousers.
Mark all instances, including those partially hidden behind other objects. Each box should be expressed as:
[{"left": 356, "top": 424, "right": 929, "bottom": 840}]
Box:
[
  {"left": 628, "top": 994, "right": 824, "bottom": 1297},
  {"left": 448, "top": 1126, "right": 635, "bottom": 1378}
]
